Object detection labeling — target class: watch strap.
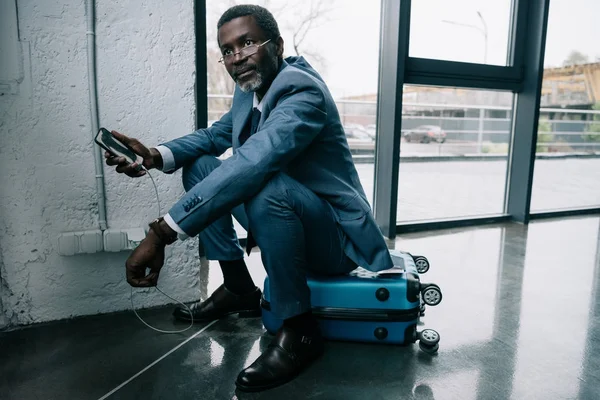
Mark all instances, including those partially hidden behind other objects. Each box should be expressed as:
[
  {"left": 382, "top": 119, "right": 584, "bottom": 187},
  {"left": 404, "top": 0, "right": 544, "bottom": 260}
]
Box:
[{"left": 149, "top": 217, "right": 177, "bottom": 245}]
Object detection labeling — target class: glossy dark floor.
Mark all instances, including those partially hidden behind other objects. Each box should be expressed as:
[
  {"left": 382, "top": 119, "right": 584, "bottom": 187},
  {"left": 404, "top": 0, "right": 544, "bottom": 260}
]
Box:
[{"left": 2, "top": 216, "right": 600, "bottom": 399}]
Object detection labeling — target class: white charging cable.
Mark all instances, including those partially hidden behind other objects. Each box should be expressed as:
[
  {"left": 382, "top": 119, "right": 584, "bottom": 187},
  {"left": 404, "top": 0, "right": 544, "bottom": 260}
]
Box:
[
  {"left": 130, "top": 286, "right": 193, "bottom": 334},
  {"left": 128, "top": 166, "right": 194, "bottom": 334}
]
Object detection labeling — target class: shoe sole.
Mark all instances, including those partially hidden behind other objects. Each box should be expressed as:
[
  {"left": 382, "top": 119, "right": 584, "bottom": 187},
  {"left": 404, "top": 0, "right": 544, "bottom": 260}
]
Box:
[
  {"left": 235, "top": 352, "right": 324, "bottom": 392},
  {"left": 174, "top": 308, "right": 261, "bottom": 323},
  {"left": 235, "top": 374, "right": 297, "bottom": 393}
]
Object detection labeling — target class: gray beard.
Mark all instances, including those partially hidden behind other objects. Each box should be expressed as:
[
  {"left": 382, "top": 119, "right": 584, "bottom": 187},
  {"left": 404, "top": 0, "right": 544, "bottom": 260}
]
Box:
[{"left": 237, "top": 72, "right": 264, "bottom": 93}]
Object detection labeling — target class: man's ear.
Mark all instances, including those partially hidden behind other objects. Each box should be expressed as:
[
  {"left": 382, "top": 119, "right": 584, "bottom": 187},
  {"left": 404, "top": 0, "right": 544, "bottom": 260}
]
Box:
[{"left": 276, "top": 36, "right": 284, "bottom": 57}]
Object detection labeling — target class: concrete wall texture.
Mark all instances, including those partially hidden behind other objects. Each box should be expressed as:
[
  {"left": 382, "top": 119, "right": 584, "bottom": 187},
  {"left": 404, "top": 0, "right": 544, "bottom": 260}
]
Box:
[{"left": 0, "top": 0, "right": 203, "bottom": 329}]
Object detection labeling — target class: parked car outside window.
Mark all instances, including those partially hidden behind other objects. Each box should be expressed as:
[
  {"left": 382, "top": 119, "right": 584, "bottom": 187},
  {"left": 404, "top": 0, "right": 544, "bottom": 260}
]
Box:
[{"left": 404, "top": 125, "right": 447, "bottom": 143}]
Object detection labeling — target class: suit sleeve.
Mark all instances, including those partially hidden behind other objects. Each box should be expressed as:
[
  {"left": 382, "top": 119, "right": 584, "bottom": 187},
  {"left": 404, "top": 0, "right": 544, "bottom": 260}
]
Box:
[
  {"left": 159, "top": 110, "right": 234, "bottom": 173},
  {"left": 168, "top": 82, "right": 327, "bottom": 236}
]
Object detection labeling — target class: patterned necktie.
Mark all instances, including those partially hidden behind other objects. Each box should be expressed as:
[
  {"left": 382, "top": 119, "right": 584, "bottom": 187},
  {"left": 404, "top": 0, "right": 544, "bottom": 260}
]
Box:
[{"left": 240, "top": 108, "right": 261, "bottom": 146}]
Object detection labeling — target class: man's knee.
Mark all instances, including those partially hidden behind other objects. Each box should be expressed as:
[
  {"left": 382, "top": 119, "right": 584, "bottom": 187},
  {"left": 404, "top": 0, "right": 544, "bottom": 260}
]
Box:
[
  {"left": 181, "top": 155, "right": 221, "bottom": 192},
  {"left": 245, "top": 173, "right": 289, "bottom": 222}
]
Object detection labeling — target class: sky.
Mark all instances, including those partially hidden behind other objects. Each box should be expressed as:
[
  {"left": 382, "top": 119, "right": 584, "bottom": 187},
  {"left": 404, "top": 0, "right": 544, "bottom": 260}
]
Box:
[{"left": 207, "top": 0, "right": 600, "bottom": 98}]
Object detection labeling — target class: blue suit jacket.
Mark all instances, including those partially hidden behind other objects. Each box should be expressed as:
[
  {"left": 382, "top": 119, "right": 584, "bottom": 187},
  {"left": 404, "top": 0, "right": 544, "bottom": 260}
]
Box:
[{"left": 162, "top": 56, "right": 393, "bottom": 272}]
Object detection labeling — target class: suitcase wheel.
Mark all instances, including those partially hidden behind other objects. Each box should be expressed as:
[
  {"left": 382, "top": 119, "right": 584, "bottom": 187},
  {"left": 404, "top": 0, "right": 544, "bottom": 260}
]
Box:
[
  {"left": 418, "top": 328, "right": 440, "bottom": 345},
  {"left": 418, "top": 329, "right": 440, "bottom": 353},
  {"left": 419, "top": 342, "right": 439, "bottom": 354},
  {"left": 421, "top": 284, "right": 442, "bottom": 306},
  {"left": 413, "top": 256, "right": 430, "bottom": 274}
]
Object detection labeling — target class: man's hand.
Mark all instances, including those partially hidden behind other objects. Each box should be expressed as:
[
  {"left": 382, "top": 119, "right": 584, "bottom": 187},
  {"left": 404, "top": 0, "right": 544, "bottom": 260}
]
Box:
[
  {"left": 125, "top": 230, "right": 166, "bottom": 287},
  {"left": 104, "top": 130, "right": 162, "bottom": 178}
]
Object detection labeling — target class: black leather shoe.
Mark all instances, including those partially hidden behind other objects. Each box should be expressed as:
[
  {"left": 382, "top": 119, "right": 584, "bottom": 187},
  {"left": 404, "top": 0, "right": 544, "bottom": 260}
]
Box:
[
  {"left": 235, "top": 325, "right": 325, "bottom": 392},
  {"left": 172, "top": 284, "right": 261, "bottom": 322}
]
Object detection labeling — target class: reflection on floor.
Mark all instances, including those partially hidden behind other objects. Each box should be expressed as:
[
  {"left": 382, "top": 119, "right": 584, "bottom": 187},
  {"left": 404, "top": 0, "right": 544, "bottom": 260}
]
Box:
[{"left": 1, "top": 216, "right": 599, "bottom": 399}]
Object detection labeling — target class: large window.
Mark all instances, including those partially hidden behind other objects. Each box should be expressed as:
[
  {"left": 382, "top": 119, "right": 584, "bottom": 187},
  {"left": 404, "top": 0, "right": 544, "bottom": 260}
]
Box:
[
  {"left": 530, "top": 0, "right": 600, "bottom": 211},
  {"left": 409, "top": 0, "right": 513, "bottom": 65},
  {"left": 203, "top": 0, "right": 597, "bottom": 236},
  {"left": 396, "top": 86, "right": 513, "bottom": 222}
]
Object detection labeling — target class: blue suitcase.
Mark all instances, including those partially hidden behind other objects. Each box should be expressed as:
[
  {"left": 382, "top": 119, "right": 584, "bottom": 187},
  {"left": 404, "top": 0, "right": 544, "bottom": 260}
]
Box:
[{"left": 261, "top": 250, "right": 442, "bottom": 353}]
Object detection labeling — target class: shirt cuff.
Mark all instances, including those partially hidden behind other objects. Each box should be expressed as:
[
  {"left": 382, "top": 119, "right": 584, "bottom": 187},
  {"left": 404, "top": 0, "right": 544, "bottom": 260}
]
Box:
[
  {"left": 155, "top": 145, "right": 175, "bottom": 172},
  {"left": 163, "top": 213, "right": 189, "bottom": 241}
]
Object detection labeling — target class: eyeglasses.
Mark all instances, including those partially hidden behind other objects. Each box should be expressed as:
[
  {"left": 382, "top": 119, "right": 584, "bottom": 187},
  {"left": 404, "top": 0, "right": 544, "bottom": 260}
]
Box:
[{"left": 218, "top": 39, "right": 272, "bottom": 64}]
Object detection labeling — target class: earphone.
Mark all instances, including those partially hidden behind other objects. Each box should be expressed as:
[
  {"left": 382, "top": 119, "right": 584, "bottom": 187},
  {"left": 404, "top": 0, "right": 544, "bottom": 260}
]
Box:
[{"left": 128, "top": 166, "right": 194, "bottom": 334}]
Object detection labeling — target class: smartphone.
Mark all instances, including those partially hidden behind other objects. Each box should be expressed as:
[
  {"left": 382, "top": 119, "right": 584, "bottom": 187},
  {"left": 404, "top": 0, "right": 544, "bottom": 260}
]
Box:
[{"left": 94, "top": 127, "right": 144, "bottom": 170}]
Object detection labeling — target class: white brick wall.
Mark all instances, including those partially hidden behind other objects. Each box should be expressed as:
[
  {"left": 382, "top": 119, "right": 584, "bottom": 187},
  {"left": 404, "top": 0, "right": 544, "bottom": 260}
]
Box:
[{"left": 0, "top": 0, "right": 203, "bottom": 327}]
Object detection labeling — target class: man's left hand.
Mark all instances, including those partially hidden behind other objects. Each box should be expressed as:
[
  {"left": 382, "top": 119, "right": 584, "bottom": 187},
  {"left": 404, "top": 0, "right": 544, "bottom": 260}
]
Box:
[{"left": 125, "top": 231, "right": 165, "bottom": 287}]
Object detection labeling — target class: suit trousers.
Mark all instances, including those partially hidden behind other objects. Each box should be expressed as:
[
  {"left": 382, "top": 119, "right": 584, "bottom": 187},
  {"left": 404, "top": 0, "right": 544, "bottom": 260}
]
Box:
[{"left": 181, "top": 155, "right": 357, "bottom": 319}]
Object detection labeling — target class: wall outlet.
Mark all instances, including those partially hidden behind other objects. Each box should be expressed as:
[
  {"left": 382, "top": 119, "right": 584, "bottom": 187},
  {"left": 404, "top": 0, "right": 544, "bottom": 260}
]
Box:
[
  {"left": 103, "top": 229, "right": 127, "bottom": 252},
  {"left": 80, "top": 230, "right": 104, "bottom": 253},
  {"left": 57, "top": 230, "right": 103, "bottom": 255},
  {"left": 58, "top": 228, "right": 147, "bottom": 255},
  {"left": 103, "top": 228, "right": 147, "bottom": 252}
]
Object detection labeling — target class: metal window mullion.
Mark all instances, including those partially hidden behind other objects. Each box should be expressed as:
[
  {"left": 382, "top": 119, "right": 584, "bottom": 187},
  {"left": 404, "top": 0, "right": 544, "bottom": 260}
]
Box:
[
  {"left": 373, "top": 0, "right": 411, "bottom": 239},
  {"left": 506, "top": 0, "right": 551, "bottom": 222},
  {"left": 507, "top": 0, "right": 527, "bottom": 69},
  {"left": 195, "top": 0, "right": 208, "bottom": 130},
  {"left": 405, "top": 73, "right": 521, "bottom": 92},
  {"left": 405, "top": 58, "right": 523, "bottom": 91}
]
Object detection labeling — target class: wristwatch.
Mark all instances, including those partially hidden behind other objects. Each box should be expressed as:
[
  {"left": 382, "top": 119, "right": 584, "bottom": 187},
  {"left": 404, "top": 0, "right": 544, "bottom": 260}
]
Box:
[{"left": 148, "top": 217, "right": 178, "bottom": 245}]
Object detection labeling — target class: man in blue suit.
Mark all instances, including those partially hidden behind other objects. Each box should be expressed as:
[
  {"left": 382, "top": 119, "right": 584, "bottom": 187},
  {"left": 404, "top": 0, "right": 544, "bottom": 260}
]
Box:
[{"left": 105, "top": 4, "right": 393, "bottom": 392}]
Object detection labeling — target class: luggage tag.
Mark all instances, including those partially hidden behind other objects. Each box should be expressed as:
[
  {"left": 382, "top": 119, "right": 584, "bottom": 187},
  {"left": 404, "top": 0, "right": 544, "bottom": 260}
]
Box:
[{"left": 378, "top": 253, "right": 406, "bottom": 275}]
